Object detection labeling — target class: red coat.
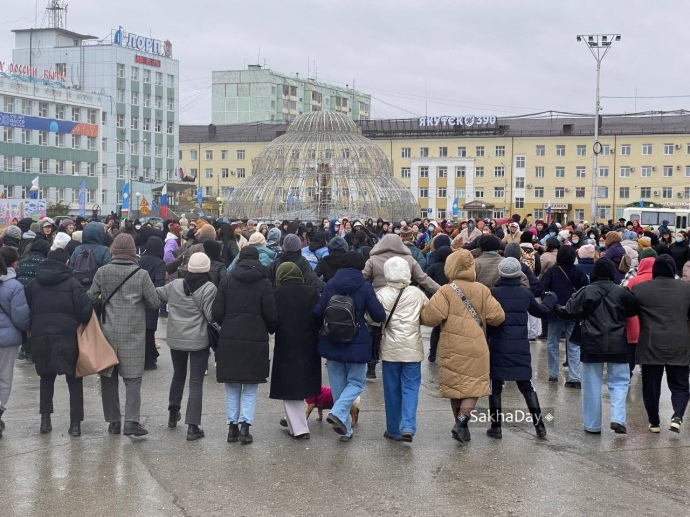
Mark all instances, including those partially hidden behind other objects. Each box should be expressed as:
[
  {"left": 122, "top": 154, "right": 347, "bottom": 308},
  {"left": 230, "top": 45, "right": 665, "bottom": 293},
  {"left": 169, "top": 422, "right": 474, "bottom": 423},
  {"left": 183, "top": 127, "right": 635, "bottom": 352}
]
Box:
[{"left": 625, "top": 257, "right": 655, "bottom": 343}]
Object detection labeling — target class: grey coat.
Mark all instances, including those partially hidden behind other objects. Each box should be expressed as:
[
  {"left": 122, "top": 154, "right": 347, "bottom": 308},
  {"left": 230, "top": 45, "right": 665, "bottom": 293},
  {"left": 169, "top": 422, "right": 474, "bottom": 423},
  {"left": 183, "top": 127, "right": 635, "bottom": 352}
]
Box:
[
  {"left": 88, "top": 260, "right": 161, "bottom": 378},
  {"left": 156, "top": 279, "right": 216, "bottom": 351}
]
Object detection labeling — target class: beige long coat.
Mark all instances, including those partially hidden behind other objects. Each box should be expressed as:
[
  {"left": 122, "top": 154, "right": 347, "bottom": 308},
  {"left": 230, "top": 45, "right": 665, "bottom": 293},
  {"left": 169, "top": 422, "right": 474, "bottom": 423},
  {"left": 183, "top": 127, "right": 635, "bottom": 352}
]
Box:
[{"left": 421, "top": 249, "right": 505, "bottom": 399}]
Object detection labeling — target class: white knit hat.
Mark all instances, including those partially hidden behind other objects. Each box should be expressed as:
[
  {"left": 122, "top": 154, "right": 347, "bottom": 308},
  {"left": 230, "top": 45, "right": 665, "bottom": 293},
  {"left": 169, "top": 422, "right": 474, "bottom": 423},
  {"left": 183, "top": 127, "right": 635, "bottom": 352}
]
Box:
[
  {"left": 187, "top": 252, "right": 210, "bottom": 273},
  {"left": 51, "top": 232, "right": 71, "bottom": 250}
]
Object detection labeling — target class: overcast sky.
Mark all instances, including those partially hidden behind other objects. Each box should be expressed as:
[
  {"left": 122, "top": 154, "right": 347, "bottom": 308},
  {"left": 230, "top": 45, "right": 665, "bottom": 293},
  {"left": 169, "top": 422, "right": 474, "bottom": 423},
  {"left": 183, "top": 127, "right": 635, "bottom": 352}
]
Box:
[{"left": 3, "top": 1, "right": 690, "bottom": 124}]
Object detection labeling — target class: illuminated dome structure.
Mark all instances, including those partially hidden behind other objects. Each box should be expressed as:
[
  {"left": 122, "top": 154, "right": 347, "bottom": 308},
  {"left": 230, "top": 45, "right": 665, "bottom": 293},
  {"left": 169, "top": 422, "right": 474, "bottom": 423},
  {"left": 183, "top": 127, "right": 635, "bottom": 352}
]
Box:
[{"left": 226, "top": 112, "right": 419, "bottom": 221}]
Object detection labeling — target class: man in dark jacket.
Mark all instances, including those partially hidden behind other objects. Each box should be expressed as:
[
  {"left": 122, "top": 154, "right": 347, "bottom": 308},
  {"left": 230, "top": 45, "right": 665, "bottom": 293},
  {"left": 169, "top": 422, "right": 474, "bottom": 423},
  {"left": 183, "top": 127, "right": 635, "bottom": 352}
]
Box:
[
  {"left": 632, "top": 255, "right": 690, "bottom": 433},
  {"left": 315, "top": 236, "right": 348, "bottom": 282},
  {"left": 69, "top": 222, "right": 112, "bottom": 289},
  {"left": 139, "top": 236, "right": 166, "bottom": 370},
  {"left": 314, "top": 251, "right": 385, "bottom": 441},
  {"left": 203, "top": 240, "right": 227, "bottom": 287},
  {"left": 16, "top": 240, "right": 50, "bottom": 288},
  {"left": 25, "top": 248, "right": 93, "bottom": 437}
]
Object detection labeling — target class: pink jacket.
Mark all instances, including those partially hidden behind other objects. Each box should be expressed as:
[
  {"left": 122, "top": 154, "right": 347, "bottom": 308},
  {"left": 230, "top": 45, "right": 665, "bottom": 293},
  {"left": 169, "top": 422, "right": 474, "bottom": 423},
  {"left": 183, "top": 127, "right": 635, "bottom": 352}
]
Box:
[{"left": 625, "top": 257, "right": 655, "bottom": 344}]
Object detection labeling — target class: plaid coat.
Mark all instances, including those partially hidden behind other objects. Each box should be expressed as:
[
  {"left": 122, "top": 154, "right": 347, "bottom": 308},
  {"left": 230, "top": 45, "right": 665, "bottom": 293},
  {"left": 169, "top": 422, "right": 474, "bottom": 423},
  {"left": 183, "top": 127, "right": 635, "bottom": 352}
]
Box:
[{"left": 88, "top": 260, "right": 161, "bottom": 378}]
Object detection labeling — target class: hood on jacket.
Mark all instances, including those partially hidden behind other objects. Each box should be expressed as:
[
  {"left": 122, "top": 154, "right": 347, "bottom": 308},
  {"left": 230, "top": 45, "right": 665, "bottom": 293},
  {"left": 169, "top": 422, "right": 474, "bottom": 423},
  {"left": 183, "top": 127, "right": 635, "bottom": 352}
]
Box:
[
  {"left": 435, "top": 246, "right": 453, "bottom": 264},
  {"left": 369, "top": 234, "right": 411, "bottom": 257},
  {"left": 35, "top": 260, "right": 73, "bottom": 286},
  {"left": 82, "top": 222, "right": 105, "bottom": 245},
  {"left": 444, "top": 248, "right": 476, "bottom": 282},
  {"left": 329, "top": 267, "right": 366, "bottom": 294},
  {"left": 230, "top": 260, "right": 267, "bottom": 283},
  {"left": 637, "top": 256, "right": 655, "bottom": 277},
  {"left": 165, "top": 232, "right": 179, "bottom": 242},
  {"left": 17, "top": 218, "right": 34, "bottom": 233},
  {"left": 383, "top": 256, "right": 411, "bottom": 286},
  {"left": 267, "top": 227, "right": 282, "bottom": 244},
  {"left": 143, "top": 236, "right": 164, "bottom": 259},
  {"left": 309, "top": 231, "right": 327, "bottom": 252},
  {"left": 0, "top": 267, "right": 17, "bottom": 282},
  {"left": 22, "top": 230, "right": 36, "bottom": 240}
]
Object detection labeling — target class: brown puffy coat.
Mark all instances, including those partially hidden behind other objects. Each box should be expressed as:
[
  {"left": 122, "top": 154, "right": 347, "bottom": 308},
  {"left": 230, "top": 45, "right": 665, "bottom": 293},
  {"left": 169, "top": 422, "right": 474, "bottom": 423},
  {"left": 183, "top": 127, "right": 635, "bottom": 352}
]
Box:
[{"left": 421, "top": 249, "right": 505, "bottom": 399}]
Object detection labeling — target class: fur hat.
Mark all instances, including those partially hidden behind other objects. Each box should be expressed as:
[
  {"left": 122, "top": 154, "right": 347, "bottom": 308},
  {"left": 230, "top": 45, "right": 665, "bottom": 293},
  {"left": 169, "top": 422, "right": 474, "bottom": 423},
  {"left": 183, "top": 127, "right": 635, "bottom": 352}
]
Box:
[
  {"left": 652, "top": 254, "right": 676, "bottom": 279},
  {"left": 400, "top": 225, "right": 414, "bottom": 243},
  {"left": 622, "top": 230, "right": 638, "bottom": 241},
  {"left": 187, "top": 252, "right": 210, "bottom": 273},
  {"left": 498, "top": 257, "right": 522, "bottom": 278},
  {"left": 521, "top": 231, "right": 534, "bottom": 243},
  {"left": 478, "top": 235, "right": 501, "bottom": 252},
  {"left": 111, "top": 233, "right": 137, "bottom": 262},
  {"left": 283, "top": 233, "right": 302, "bottom": 252},
  {"left": 51, "top": 233, "right": 71, "bottom": 251},
  {"left": 248, "top": 232, "right": 266, "bottom": 246}
]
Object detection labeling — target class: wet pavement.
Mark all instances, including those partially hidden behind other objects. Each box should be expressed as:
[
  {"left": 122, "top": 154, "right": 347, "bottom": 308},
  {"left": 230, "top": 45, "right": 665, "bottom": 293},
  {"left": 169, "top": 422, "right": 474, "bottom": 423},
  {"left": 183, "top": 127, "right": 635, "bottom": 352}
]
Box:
[{"left": 1, "top": 325, "right": 688, "bottom": 516}]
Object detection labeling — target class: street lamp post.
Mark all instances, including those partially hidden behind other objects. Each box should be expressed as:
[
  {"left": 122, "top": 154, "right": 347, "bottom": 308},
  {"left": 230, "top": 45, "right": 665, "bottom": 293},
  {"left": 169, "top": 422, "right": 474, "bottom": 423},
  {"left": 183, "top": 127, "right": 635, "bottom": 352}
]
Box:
[
  {"left": 577, "top": 33, "right": 621, "bottom": 224},
  {"left": 135, "top": 192, "right": 141, "bottom": 219},
  {"left": 216, "top": 196, "right": 223, "bottom": 217}
]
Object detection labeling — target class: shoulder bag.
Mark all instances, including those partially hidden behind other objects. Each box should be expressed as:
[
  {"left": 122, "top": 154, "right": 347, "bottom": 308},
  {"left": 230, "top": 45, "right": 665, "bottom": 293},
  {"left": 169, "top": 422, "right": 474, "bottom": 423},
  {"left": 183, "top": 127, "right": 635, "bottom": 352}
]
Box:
[
  {"left": 184, "top": 280, "right": 220, "bottom": 351},
  {"left": 450, "top": 282, "right": 485, "bottom": 332},
  {"left": 76, "top": 311, "right": 119, "bottom": 377},
  {"left": 570, "top": 285, "right": 614, "bottom": 345},
  {"left": 95, "top": 268, "right": 140, "bottom": 324}
]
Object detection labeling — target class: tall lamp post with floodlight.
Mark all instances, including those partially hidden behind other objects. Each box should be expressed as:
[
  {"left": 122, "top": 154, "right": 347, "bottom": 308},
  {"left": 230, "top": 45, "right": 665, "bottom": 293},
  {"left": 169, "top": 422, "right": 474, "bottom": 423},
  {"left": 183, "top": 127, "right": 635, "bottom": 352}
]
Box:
[{"left": 577, "top": 33, "right": 621, "bottom": 224}]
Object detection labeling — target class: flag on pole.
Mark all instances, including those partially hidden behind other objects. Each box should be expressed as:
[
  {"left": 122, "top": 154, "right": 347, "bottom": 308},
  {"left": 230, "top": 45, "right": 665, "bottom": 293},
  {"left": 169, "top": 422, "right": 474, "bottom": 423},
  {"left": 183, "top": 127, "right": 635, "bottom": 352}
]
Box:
[
  {"left": 29, "top": 177, "right": 39, "bottom": 199},
  {"left": 196, "top": 187, "right": 203, "bottom": 207},
  {"left": 121, "top": 183, "right": 130, "bottom": 217},
  {"left": 78, "top": 180, "right": 86, "bottom": 217},
  {"left": 546, "top": 199, "right": 552, "bottom": 223},
  {"left": 452, "top": 197, "right": 459, "bottom": 217},
  {"left": 161, "top": 183, "right": 168, "bottom": 218}
]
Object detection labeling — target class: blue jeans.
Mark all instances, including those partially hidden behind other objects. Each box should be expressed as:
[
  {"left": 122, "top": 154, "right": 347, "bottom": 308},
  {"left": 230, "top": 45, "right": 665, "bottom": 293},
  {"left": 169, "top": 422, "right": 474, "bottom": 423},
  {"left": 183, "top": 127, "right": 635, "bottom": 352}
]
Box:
[
  {"left": 581, "top": 362, "right": 630, "bottom": 432},
  {"left": 326, "top": 361, "right": 366, "bottom": 438},
  {"left": 224, "top": 383, "right": 259, "bottom": 425},
  {"left": 382, "top": 361, "right": 422, "bottom": 437},
  {"left": 547, "top": 318, "right": 580, "bottom": 382}
]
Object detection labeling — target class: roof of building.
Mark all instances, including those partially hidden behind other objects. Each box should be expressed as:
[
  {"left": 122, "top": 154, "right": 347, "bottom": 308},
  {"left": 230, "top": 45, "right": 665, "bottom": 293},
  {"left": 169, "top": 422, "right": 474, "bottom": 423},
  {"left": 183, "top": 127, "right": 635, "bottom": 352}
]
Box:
[
  {"left": 180, "top": 111, "right": 690, "bottom": 144},
  {"left": 12, "top": 27, "right": 98, "bottom": 40}
]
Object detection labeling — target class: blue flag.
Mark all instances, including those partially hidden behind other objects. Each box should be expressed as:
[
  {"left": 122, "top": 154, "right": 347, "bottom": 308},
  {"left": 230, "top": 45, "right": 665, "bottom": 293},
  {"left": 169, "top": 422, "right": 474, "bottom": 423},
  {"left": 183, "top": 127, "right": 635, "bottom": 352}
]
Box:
[
  {"left": 196, "top": 187, "right": 203, "bottom": 207},
  {"left": 121, "top": 183, "right": 130, "bottom": 216},
  {"left": 78, "top": 180, "right": 86, "bottom": 217},
  {"left": 452, "top": 197, "right": 459, "bottom": 217}
]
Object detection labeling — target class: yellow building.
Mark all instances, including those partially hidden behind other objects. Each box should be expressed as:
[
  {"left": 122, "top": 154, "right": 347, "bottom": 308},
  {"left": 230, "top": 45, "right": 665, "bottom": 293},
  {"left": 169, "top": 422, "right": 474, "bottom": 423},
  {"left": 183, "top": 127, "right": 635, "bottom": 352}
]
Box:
[{"left": 180, "top": 113, "right": 690, "bottom": 223}]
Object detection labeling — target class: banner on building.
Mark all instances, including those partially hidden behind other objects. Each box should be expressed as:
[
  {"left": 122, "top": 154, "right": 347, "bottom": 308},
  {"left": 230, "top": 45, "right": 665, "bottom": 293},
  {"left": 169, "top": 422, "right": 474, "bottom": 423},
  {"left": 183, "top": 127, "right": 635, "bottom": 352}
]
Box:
[{"left": 0, "top": 199, "right": 47, "bottom": 230}]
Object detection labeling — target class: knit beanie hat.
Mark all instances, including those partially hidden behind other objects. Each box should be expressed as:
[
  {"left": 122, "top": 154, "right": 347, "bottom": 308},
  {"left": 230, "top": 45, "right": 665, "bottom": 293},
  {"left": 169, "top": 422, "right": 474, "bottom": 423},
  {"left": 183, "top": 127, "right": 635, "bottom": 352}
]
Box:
[
  {"left": 30, "top": 222, "right": 40, "bottom": 233},
  {"left": 248, "top": 232, "right": 266, "bottom": 246},
  {"left": 652, "top": 254, "right": 676, "bottom": 279},
  {"left": 503, "top": 243, "right": 521, "bottom": 260},
  {"left": 341, "top": 250, "right": 365, "bottom": 271},
  {"left": 590, "top": 257, "right": 616, "bottom": 282},
  {"left": 31, "top": 239, "right": 51, "bottom": 257},
  {"left": 498, "top": 257, "right": 522, "bottom": 278},
  {"left": 479, "top": 235, "right": 501, "bottom": 252},
  {"left": 328, "top": 235, "right": 348, "bottom": 253},
  {"left": 187, "top": 252, "right": 210, "bottom": 273},
  {"left": 196, "top": 224, "right": 216, "bottom": 240},
  {"left": 168, "top": 223, "right": 182, "bottom": 237},
  {"left": 72, "top": 230, "right": 83, "bottom": 243},
  {"left": 577, "top": 244, "right": 596, "bottom": 259},
  {"left": 111, "top": 233, "right": 137, "bottom": 262},
  {"left": 521, "top": 231, "right": 534, "bottom": 243},
  {"left": 558, "top": 229, "right": 571, "bottom": 241},
  {"left": 638, "top": 236, "right": 652, "bottom": 248},
  {"left": 556, "top": 245, "right": 576, "bottom": 266},
  {"left": 5, "top": 226, "right": 21, "bottom": 239},
  {"left": 622, "top": 230, "right": 638, "bottom": 241},
  {"left": 51, "top": 232, "right": 72, "bottom": 251},
  {"left": 238, "top": 245, "right": 259, "bottom": 261},
  {"left": 638, "top": 248, "right": 658, "bottom": 260},
  {"left": 400, "top": 225, "right": 414, "bottom": 243},
  {"left": 283, "top": 233, "right": 302, "bottom": 252}
]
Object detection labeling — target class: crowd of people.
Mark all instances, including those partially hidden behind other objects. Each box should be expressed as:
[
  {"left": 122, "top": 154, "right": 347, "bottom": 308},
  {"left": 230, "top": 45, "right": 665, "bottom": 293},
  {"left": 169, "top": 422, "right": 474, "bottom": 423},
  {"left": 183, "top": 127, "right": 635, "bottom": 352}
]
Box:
[{"left": 0, "top": 212, "right": 689, "bottom": 444}]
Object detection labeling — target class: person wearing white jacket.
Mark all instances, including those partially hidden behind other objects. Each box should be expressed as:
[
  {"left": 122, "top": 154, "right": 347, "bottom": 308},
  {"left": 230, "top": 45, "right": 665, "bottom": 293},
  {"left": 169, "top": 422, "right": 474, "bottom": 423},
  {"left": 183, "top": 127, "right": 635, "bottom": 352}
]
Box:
[{"left": 376, "top": 256, "right": 429, "bottom": 442}]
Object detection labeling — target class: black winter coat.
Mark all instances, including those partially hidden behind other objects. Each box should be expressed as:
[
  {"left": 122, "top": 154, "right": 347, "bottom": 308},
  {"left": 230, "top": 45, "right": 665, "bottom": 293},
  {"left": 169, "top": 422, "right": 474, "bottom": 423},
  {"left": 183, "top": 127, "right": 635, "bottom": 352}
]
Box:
[
  {"left": 314, "top": 250, "right": 345, "bottom": 282},
  {"left": 208, "top": 259, "right": 227, "bottom": 287},
  {"left": 557, "top": 280, "right": 638, "bottom": 363},
  {"left": 139, "top": 238, "right": 167, "bottom": 330},
  {"left": 16, "top": 251, "right": 46, "bottom": 287},
  {"left": 212, "top": 259, "right": 279, "bottom": 383},
  {"left": 668, "top": 241, "right": 690, "bottom": 275},
  {"left": 489, "top": 278, "right": 556, "bottom": 380},
  {"left": 424, "top": 246, "right": 452, "bottom": 286},
  {"left": 25, "top": 260, "right": 93, "bottom": 376},
  {"left": 269, "top": 279, "right": 321, "bottom": 400}
]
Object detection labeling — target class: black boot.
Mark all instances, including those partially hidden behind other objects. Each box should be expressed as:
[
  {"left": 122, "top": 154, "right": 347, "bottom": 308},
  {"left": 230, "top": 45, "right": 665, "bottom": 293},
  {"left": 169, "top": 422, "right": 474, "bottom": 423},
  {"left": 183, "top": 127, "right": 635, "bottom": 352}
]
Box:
[
  {"left": 168, "top": 409, "right": 181, "bottom": 428},
  {"left": 40, "top": 414, "right": 52, "bottom": 434},
  {"left": 486, "top": 394, "right": 502, "bottom": 439},
  {"left": 524, "top": 391, "right": 547, "bottom": 438},
  {"left": 0, "top": 409, "right": 5, "bottom": 431},
  {"left": 186, "top": 424, "right": 205, "bottom": 441},
  {"left": 239, "top": 422, "right": 253, "bottom": 444},
  {"left": 366, "top": 362, "right": 377, "bottom": 379},
  {"left": 227, "top": 423, "right": 239, "bottom": 443},
  {"left": 451, "top": 414, "right": 471, "bottom": 443},
  {"left": 68, "top": 422, "right": 81, "bottom": 437}
]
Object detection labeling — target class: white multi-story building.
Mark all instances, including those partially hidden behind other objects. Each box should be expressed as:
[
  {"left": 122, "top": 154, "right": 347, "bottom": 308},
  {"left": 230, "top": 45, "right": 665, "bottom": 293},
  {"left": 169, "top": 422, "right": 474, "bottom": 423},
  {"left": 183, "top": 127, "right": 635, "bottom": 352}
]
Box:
[{"left": 11, "top": 25, "right": 179, "bottom": 215}]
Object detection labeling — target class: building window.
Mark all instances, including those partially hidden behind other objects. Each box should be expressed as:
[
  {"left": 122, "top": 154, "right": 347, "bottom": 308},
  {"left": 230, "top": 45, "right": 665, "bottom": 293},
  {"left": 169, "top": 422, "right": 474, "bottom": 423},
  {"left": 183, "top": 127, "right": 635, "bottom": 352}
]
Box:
[
  {"left": 21, "top": 129, "right": 31, "bottom": 145},
  {"left": 555, "top": 187, "right": 565, "bottom": 198},
  {"left": 600, "top": 144, "right": 610, "bottom": 156},
  {"left": 576, "top": 145, "right": 587, "bottom": 156},
  {"left": 533, "top": 209, "right": 545, "bottom": 220},
  {"left": 535, "top": 166, "right": 544, "bottom": 178},
  {"left": 419, "top": 166, "right": 429, "bottom": 178},
  {"left": 455, "top": 166, "right": 466, "bottom": 178},
  {"left": 664, "top": 143, "right": 674, "bottom": 155},
  {"left": 619, "top": 187, "right": 630, "bottom": 199},
  {"left": 555, "top": 167, "right": 565, "bottom": 178},
  {"left": 22, "top": 157, "right": 31, "bottom": 173},
  {"left": 598, "top": 167, "right": 609, "bottom": 177},
  {"left": 515, "top": 197, "right": 524, "bottom": 209},
  {"left": 576, "top": 187, "right": 586, "bottom": 198},
  {"left": 237, "top": 168, "right": 246, "bottom": 178},
  {"left": 494, "top": 166, "right": 505, "bottom": 178},
  {"left": 221, "top": 150, "right": 228, "bottom": 160},
  {"left": 38, "top": 102, "right": 48, "bottom": 117},
  {"left": 401, "top": 147, "right": 411, "bottom": 158},
  {"left": 642, "top": 166, "right": 652, "bottom": 177},
  {"left": 71, "top": 161, "right": 81, "bottom": 175},
  {"left": 401, "top": 167, "right": 411, "bottom": 178},
  {"left": 88, "top": 137, "right": 96, "bottom": 151},
  {"left": 71, "top": 107, "right": 80, "bottom": 122},
  {"left": 190, "top": 150, "right": 198, "bottom": 161},
  {"left": 457, "top": 146, "right": 466, "bottom": 157},
  {"left": 155, "top": 144, "right": 162, "bottom": 157},
  {"left": 21, "top": 99, "right": 32, "bottom": 115},
  {"left": 168, "top": 74, "right": 174, "bottom": 87},
  {"left": 420, "top": 147, "right": 429, "bottom": 158},
  {"left": 494, "top": 187, "right": 504, "bottom": 198},
  {"left": 475, "top": 167, "right": 484, "bottom": 178},
  {"left": 475, "top": 146, "right": 485, "bottom": 157},
  {"left": 419, "top": 188, "right": 428, "bottom": 198},
  {"left": 131, "top": 91, "right": 139, "bottom": 105},
  {"left": 536, "top": 145, "right": 545, "bottom": 156},
  {"left": 167, "top": 98, "right": 174, "bottom": 111},
  {"left": 534, "top": 187, "right": 544, "bottom": 198},
  {"left": 155, "top": 72, "right": 162, "bottom": 86},
  {"left": 131, "top": 116, "right": 139, "bottom": 130},
  {"left": 620, "top": 144, "right": 631, "bottom": 156},
  {"left": 39, "top": 158, "right": 48, "bottom": 173},
  {"left": 167, "top": 121, "right": 174, "bottom": 134},
  {"left": 205, "top": 150, "right": 213, "bottom": 160},
  {"left": 130, "top": 141, "right": 139, "bottom": 155},
  {"left": 662, "top": 187, "right": 673, "bottom": 198},
  {"left": 56, "top": 105, "right": 65, "bottom": 120},
  {"left": 515, "top": 177, "right": 525, "bottom": 189},
  {"left": 475, "top": 188, "right": 484, "bottom": 198},
  {"left": 642, "top": 144, "right": 653, "bottom": 155},
  {"left": 221, "top": 168, "right": 229, "bottom": 178},
  {"left": 143, "top": 69, "right": 151, "bottom": 83},
  {"left": 131, "top": 66, "right": 139, "bottom": 80},
  {"left": 144, "top": 94, "right": 151, "bottom": 108},
  {"left": 495, "top": 145, "right": 505, "bottom": 157},
  {"left": 685, "top": 187, "right": 690, "bottom": 199},
  {"left": 456, "top": 187, "right": 466, "bottom": 199},
  {"left": 116, "top": 140, "right": 124, "bottom": 154},
  {"left": 3, "top": 156, "right": 14, "bottom": 171},
  {"left": 438, "top": 187, "right": 447, "bottom": 198},
  {"left": 620, "top": 166, "right": 631, "bottom": 178},
  {"left": 71, "top": 135, "right": 80, "bottom": 149},
  {"left": 597, "top": 186, "right": 608, "bottom": 198},
  {"left": 575, "top": 166, "right": 586, "bottom": 178},
  {"left": 663, "top": 166, "right": 673, "bottom": 177},
  {"left": 143, "top": 118, "right": 151, "bottom": 131},
  {"left": 117, "top": 63, "right": 125, "bottom": 78},
  {"left": 437, "top": 166, "right": 447, "bottom": 178},
  {"left": 556, "top": 145, "right": 565, "bottom": 157},
  {"left": 155, "top": 119, "right": 162, "bottom": 133},
  {"left": 437, "top": 209, "right": 446, "bottom": 220},
  {"left": 3, "top": 97, "right": 14, "bottom": 112},
  {"left": 237, "top": 150, "right": 245, "bottom": 160},
  {"left": 640, "top": 187, "right": 651, "bottom": 198},
  {"left": 515, "top": 156, "right": 525, "bottom": 168},
  {"left": 439, "top": 147, "right": 448, "bottom": 157}
]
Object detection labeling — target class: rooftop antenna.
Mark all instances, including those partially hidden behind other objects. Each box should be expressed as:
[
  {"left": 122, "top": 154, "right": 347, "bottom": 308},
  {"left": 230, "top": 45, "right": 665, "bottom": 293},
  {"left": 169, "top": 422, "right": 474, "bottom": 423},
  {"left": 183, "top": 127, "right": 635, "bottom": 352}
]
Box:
[{"left": 42, "top": 0, "right": 68, "bottom": 29}]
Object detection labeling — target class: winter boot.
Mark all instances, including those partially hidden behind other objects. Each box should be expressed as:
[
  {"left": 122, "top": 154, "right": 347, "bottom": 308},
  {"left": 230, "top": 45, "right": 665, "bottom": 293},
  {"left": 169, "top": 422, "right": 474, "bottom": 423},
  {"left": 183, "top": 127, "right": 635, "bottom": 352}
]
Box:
[
  {"left": 186, "top": 424, "right": 205, "bottom": 441},
  {"left": 168, "top": 409, "right": 181, "bottom": 428},
  {"left": 524, "top": 391, "right": 547, "bottom": 438},
  {"left": 239, "top": 422, "right": 253, "bottom": 444},
  {"left": 68, "top": 422, "right": 81, "bottom": 437},
  {"left": 227, "top": 423, "right": 239, "bottom": 442},
  {"left": 40, "top": 414, "right": 52, "bottom": 434},
  {"left": 366, "top": 362, "right": 377, "bottom": 379},
  {"left": 451, "top": 413, "right": 471, "bottom": 443},
  {"left": 0, "top": 409, "right": 5, "bottom": 431},
  {"left": 486, "top": 394, "right": 502, "bottom": 439}
]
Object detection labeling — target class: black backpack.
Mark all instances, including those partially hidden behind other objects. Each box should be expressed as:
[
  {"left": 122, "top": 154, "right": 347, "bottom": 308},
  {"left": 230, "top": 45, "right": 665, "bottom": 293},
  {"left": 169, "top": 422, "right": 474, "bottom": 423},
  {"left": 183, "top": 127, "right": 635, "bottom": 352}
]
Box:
[
  {"left": 320, "top": 294, "right": 358, "bottom": 343},
  {"left": 72, "top": 248, "right": 99, "bottom": 285}
]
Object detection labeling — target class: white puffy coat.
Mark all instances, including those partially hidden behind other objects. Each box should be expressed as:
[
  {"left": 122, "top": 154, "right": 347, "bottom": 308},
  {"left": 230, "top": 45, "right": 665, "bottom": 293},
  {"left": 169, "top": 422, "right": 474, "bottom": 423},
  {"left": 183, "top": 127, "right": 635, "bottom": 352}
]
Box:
[{"left": 375, "top": 257, "right": 429, "bottom": 363}]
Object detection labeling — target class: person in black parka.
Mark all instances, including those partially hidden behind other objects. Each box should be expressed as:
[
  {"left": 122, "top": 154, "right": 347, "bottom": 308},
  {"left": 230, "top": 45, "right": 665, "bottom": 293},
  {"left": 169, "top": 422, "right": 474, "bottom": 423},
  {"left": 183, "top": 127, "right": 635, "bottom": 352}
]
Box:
[
  {"left": 139, "top": 236, "right": 166, "bottom": 370},
  {"left": 203, "top": 240, "right": 227, "bottom": 287},
  {"left": 212, "top": 246, "right": 279, "bottom": 444},
  {"left": 488, "top": 257, "right": 557, "bottom": 440},
  {"left": 423, "top": 245, "right": 452, "bottom": 362},
  {"left": 267, "top": 234, "right": 325, "bottom": 291},
  {"left": 314, "top": 236, "right": 348, "bottom": 282},
  {"left": 25, "top": 248, "right": 93, "bottom": 437},
  {"left": 270, "top": 262, "right": 321, "bottom": 439}
]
